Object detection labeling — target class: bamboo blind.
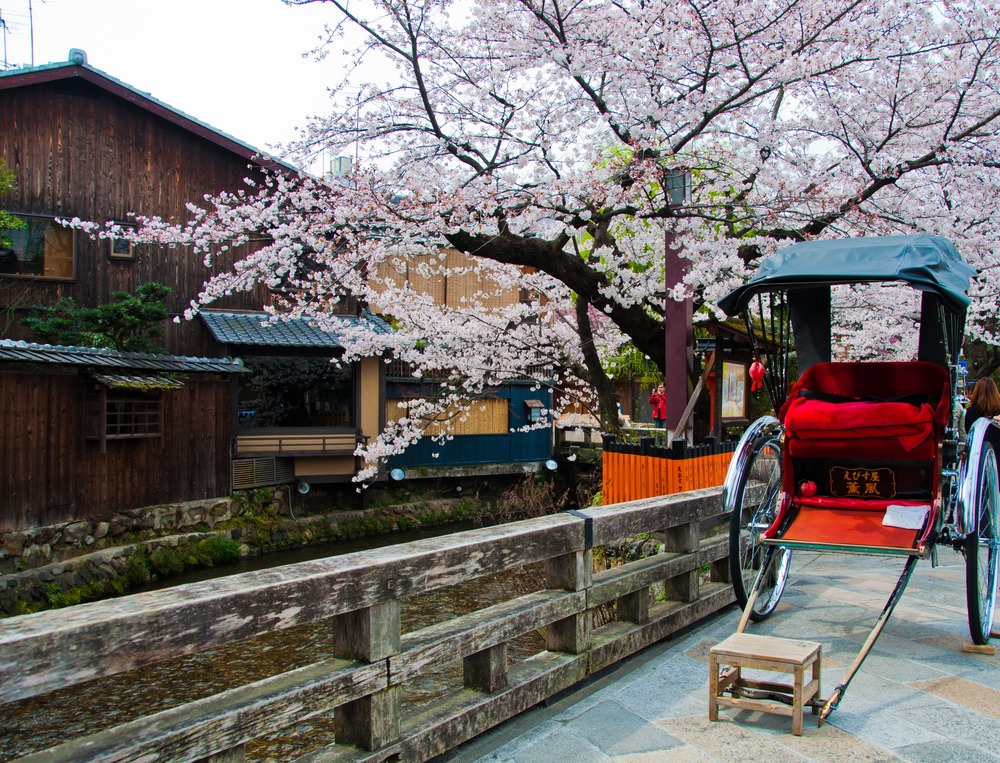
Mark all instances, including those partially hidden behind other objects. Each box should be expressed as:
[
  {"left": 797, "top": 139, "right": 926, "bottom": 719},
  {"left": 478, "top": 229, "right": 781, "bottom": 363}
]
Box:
[
  {"left": 386, "top": 397, "right": 510, "bottom": 435},
  {"left": 443, "top": 251, "right": 519, "bottom": 310},
  {"left": 372, "top": 251, "right": 520, "bottom": 311}
]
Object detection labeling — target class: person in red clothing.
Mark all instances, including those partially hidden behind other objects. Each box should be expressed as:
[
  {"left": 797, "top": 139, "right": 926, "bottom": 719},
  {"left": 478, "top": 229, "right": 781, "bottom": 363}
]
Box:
[{"left": 649, "top": 382, "right": 668, "bottom": 428}]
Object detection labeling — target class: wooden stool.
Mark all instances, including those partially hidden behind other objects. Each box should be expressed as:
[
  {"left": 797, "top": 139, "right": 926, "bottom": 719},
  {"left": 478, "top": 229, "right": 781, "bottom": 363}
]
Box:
[{"left": 709, "top": 633, "right": 822, "bottom": 736}]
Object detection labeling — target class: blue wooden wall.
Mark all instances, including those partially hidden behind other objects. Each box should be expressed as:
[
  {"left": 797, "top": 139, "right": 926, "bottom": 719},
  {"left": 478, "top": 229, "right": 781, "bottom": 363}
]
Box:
[{"left": 386, "top": 382, "right": 552, "bottom": 469}]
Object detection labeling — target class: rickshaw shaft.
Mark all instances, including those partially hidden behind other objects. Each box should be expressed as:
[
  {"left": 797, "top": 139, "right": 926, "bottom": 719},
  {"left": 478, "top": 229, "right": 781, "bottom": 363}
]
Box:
[{"left": 819, "top": 555, "right": 919, "bottom": 723}]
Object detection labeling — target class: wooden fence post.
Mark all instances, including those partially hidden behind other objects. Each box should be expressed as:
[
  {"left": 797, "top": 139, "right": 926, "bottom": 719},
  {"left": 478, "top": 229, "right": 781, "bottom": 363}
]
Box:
[
  {"left": 464, "top": 643, "right": 508, "bottom": 692},
  {"left": 332, "top": 601, "right": 401, "bottom": 751},
  {"left": 602, "top": 435, "right": 615, "bottom": 505},
  {"left": 545, "top": 550, "right": 593, "bottom": 653},
  {"left": 710, "top": 557, "right": 732, "bottom": 584},
  {"left": 640, "top": 437, "right": 654, "bottom": 501},
  {"left": 617, "top": 587, "right": 650, "bottom": 623},
  {"left": 662, "top": 521, "right": 700, "bottom": 603}
]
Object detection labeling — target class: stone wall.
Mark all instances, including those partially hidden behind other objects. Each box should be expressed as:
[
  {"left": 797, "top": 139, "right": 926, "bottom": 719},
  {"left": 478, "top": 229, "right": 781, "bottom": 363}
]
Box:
[
  {"left": 0, "top": 497, "right": 236, "bottom": 576},
  {"left": 0, "top": 494, "right": 474, "bottom": 617}
]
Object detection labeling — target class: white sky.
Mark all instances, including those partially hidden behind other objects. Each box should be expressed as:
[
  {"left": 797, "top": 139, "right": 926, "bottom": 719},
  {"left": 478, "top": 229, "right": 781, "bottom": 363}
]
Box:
[{"left": 0, "top": 0, "right": 379, "bottom": 171}]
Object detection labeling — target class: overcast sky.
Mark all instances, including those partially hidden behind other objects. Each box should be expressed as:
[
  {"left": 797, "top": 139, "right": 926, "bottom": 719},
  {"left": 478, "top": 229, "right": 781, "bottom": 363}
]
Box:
[{"left": 0, "top": 0, "right": 378, "bottom": 171}]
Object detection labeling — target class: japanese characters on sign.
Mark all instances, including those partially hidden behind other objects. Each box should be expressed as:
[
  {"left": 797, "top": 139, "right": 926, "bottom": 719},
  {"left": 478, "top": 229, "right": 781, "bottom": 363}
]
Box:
[{"left": 829, "top": 467, "right": 897, "bottom": 500}]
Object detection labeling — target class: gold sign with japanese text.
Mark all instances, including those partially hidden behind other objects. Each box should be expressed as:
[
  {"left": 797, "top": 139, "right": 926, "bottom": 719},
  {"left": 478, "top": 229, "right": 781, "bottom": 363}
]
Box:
[{"left": 829, "top": 467, "right": 897, "bottom": 499}]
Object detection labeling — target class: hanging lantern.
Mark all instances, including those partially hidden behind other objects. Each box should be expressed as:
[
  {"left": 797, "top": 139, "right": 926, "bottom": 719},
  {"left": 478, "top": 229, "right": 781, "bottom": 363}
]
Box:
[{"left": 749, "top": 359, "right": 766, "bottom": 392}]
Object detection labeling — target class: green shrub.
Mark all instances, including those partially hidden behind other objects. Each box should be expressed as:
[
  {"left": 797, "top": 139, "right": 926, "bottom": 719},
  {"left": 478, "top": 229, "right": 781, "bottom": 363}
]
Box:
[
  {"left": 396, "top": 515, "right": 418, "bottom": 531},
  {"left": 202, "top": 536, "right": 240, "bottom": 564},
  {"left": 122, "top": 550, "right": 151, "bottom": 586},
  {"left": 81, "top": 581, "right": 107, "bottom": 601},
  {"left": 149, "top": 545, "right": 185, "bottom": 576},
  {"left": 45, "top": 583, "right": 82, "bottom": 609}
]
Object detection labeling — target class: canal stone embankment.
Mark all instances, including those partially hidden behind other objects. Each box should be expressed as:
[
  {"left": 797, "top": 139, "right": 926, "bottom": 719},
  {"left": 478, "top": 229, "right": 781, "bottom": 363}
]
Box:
[{"left": 0, "top": 489, "right": 477, "bottom": 616}]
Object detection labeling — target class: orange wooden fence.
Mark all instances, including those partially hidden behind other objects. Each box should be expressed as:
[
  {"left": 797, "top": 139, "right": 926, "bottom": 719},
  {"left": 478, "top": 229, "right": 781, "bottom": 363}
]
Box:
[{"left": 601, "top": 435, "right": 737, "bottom": 505}]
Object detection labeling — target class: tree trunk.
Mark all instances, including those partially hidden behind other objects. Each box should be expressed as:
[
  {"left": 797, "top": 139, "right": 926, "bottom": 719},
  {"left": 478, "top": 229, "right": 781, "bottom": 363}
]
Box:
[{"left": 576, "top": 297, "right": 621, "bottom": 436}]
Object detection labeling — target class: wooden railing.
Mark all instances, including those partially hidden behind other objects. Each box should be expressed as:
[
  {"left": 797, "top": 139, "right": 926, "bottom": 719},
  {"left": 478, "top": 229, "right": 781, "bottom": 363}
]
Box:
[
  {"left": 603, "top": 436, "right": 738, "bottom": 505},
  {"left": 0, "top": 488, "right": 734, "bottom": 763},
  {"left": 234, "top": 431, "right": 362, "bottom": 456}
]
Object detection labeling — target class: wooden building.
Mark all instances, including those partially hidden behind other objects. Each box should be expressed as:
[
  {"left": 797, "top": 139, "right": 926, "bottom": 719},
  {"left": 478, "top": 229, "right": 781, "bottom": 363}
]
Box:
[
  {"left": 375, "top": 251, "right": 553, "bottom": 474},
  {"left": 0, "top": 55, "right": 385, "bottom": 530},
  {"left": 0, "top": 55, "right": 286, "bottom": 354},
  {"left": 0, "top": 340, "right": 242, "bottom": 532},
  {"left": 200, "top": 310, "right": 389, "bottom": 489}
]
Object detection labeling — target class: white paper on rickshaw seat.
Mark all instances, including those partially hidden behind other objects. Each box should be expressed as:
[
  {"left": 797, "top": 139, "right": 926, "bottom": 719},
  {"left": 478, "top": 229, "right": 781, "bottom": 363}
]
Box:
[{"left": 882, "top": 504, "right": 931, "bottom": 529}]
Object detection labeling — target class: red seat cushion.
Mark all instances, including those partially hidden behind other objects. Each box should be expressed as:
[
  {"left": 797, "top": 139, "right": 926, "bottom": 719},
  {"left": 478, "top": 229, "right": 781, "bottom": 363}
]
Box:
[
  {"left": 784, "top": 396, "right": 936, "bottom": 452},
  {"left": 768, "top": 361, "right": 948, "bottom": 554},
  {"left": 780, "top": 361, "right": 950, "bottom": 458},
  {"left": 781, "top": 361, "right": 950, "bottom": 409}
]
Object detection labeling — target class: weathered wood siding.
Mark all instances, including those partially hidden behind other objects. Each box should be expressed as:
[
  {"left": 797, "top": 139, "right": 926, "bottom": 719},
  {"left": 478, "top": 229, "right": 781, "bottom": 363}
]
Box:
[
  {"left": 0, "top": 369, "right": 232, "bottom": 531},
  {"left": 0, "top": 76, "right": 272, "bottom": 356}
]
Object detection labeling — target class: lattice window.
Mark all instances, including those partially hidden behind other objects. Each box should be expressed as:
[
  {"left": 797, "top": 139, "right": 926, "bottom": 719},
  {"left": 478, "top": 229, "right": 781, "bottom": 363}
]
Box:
[
  {"left": 86, "top": 390, "right": 163, "bottom": 453},
  {"left": 386, "top": 358, "right": 415, "bottom": 378},
  {"left": 372, "top": 251, "right": 520, "bottom": 311},
  {"left": 232, "top": 457, "right": 295, "bottom": 490},
  {"left": 106, "top": 399, "right": 162, "bottom": 437}
]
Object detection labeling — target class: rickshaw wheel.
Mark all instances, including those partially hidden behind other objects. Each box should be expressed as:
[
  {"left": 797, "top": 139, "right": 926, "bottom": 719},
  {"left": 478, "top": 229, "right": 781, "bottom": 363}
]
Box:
[
  {"left": 728, "top": 436, "right": 791, "bottom": 620},
  {"left": 966, "top": 441, "right": 1000, "bottom": 645}
]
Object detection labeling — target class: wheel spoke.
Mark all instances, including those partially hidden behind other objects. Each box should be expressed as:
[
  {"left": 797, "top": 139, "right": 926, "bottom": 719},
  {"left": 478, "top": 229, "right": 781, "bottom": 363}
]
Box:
[
  {"left": 729, "top": 429, "right": 790, "bottom": 622},
  {"left": 967, "top": 441, "right": 1000, "bottom": 644}
]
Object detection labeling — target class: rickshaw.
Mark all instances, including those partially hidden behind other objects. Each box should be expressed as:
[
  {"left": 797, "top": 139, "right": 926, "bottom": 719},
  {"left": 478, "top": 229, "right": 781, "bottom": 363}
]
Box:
[{"left": 717, "top": 234, "right": 997, "bottom": 720}]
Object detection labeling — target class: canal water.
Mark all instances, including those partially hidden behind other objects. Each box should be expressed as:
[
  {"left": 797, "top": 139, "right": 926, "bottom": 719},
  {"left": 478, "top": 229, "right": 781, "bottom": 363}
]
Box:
[{"left": 0, "top": 523, "right": 547, "bottom": 762}]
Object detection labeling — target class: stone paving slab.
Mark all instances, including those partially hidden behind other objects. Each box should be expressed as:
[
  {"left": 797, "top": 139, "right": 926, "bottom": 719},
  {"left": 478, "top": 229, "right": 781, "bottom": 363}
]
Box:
[
  {"left": 445, "top": 549, "right": 1000, "bottom": 763},
  {"left": 565, "top": 702, "right": 682, "bottom": 756}
]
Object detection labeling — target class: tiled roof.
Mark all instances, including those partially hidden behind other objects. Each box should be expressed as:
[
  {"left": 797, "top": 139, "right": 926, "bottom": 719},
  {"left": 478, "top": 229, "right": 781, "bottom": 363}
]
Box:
[
  {"left": 200, "top": 310, "right": 392, "bottom": 348},
  {"left": 0, "top": 340, "right": 247, "bottom": 374},
  {"left": 91, "top": 374, "right": 186, "bottom": 390}
]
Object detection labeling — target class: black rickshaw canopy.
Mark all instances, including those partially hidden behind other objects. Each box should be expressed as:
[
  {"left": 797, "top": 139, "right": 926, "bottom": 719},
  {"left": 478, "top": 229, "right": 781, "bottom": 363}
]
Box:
[
  {"left": 718, "top": 234, "right": 977, "bottom": 318},
  {"left": 714, "top": 234, "right": 978, "bottom": 406}
]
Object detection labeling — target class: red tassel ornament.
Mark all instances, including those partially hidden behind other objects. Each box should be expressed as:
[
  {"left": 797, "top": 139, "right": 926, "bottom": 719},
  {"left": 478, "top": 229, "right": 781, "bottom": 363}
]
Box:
[{"left": 749, "top": 360, "right": 766, "bottom": 392}]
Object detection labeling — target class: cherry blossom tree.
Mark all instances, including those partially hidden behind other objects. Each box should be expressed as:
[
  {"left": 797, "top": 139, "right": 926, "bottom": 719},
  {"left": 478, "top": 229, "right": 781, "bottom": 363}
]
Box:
[{"left": 91, "top": 0, "right": 1000, "bottom": 477}]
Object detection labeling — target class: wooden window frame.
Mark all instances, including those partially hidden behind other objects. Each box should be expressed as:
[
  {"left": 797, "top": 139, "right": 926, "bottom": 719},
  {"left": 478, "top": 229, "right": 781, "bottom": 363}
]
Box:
[
  {"left": 108, "top": 225, "right": 136, "bottom": 261},
  {"left": 0, "top": 213, "right": 77, "bottom": 281},
  {"left": 85, "top": 389, "right": 163, "bottom": 454},
  {"left": 524, "top": 398, "right": 545, "bottom": 423}
]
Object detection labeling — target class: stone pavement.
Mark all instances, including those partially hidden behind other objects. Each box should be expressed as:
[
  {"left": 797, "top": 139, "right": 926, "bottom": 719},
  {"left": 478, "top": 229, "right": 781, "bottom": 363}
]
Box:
[{"left": 441, "top": 549, "right": 1000, "bottom": 763}]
